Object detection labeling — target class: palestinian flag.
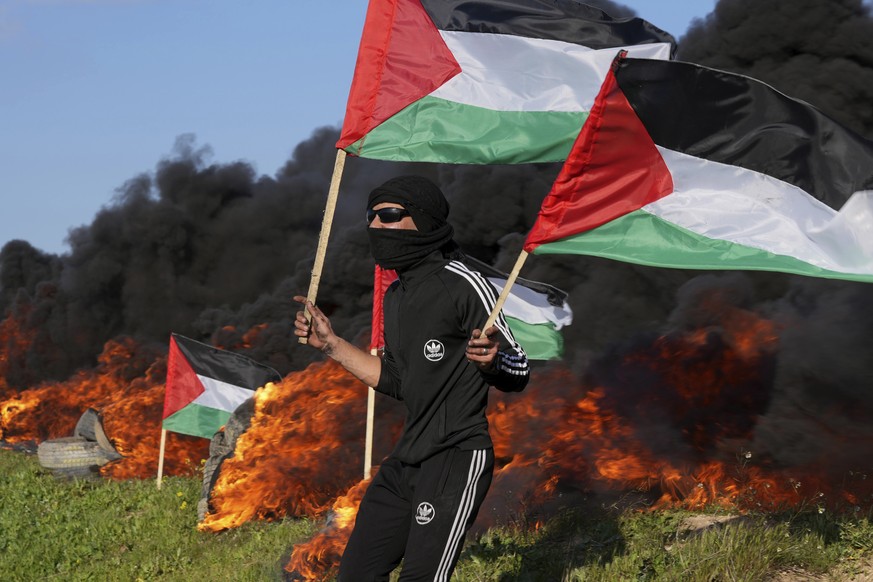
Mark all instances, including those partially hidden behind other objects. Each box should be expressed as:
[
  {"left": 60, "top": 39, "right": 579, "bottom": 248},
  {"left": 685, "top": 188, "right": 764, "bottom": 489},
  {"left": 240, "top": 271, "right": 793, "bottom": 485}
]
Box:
[
  {"left": 163, "top": 334, "right": 283, "bottom": 439},
  {"left": 524, "top": 55, "right": 873, "bottom": 283},
  {"left": 371, "top": 258, "right": 573, "bottom": 359},
  {"left": 464, "top": 256, "right": 572, "bottom": 360},
  {"left": 337, "top": 0, "right": 674, "bottom": 164}
]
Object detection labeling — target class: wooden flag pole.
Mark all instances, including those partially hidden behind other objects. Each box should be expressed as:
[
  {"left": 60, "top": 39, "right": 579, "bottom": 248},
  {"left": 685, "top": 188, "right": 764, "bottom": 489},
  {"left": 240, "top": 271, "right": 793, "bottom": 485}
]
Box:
[
  {"left": 299, "top": 148, "right": 348, "bottom": 344},
  {"left": 156, "top": 428, "right": 167, "bottom": 489},
  {"left": 364, "top": 348, "right": 378, "bottom": 480},
  {"left": 364, "top": 387, "right": 376, "bottom": 479},
  {"left": 481, "top": 250, "right": 530, "bottom": 334}
]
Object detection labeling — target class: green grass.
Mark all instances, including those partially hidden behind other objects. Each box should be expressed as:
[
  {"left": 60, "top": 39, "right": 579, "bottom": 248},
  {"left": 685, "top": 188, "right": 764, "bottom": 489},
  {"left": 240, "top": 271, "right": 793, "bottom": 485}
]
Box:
[
  {"left": 2, "top": 450, "right": 871, "bottom": 581},
  {"left": 453, "top": 506, "right": 873, "bottom": 581},
  {"left": 0, "top": 450, "right": 315, "bottom": 581}
]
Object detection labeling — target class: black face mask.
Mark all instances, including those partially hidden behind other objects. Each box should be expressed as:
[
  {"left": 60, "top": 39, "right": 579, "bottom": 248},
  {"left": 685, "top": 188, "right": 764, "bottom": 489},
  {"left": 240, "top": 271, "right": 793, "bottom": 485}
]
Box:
[{"left": 367, "top": 224, "right": 454, "bottom": 271}]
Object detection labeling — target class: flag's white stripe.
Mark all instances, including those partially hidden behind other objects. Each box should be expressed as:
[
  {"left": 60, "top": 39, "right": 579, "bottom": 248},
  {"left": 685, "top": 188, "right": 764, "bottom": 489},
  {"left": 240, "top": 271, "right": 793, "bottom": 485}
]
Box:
[
  {"left": 486, "top": 277, "right": 573, "bottom": 329},
  {"left": 435, "top": 450, "right": 486, "bottom": 582},
  {"left": 434, "top": 31, "right": 671, "bottom": 112},
  {"left": 646, "top": 148, "right": 873, "bottom": 274},
  {"left": 191, "top": 374, "right": 253, "bottom": 413}
]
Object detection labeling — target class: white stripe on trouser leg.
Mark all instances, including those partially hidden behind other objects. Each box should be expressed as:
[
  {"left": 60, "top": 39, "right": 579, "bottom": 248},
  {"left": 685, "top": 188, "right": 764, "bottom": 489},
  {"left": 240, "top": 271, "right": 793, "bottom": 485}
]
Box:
[{"left": 434, "top": 450, "right": 486, "bottom": 582}]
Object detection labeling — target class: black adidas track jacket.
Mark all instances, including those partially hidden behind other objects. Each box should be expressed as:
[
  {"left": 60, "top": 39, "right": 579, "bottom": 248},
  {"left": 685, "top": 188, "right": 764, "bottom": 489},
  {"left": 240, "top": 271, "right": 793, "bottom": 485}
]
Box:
[{"left": 376, "top": 252, "right": 530, "bottom": 464}]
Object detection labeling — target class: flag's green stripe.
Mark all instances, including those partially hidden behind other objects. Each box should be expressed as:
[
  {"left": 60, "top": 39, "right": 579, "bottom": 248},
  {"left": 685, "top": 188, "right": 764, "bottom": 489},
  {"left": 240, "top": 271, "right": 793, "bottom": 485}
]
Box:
[
  {"left": 506, "top": 317, "right": 563, "bottom": 360},
  {"left": 162, "top": 404, "right": 231, "bottom": 440},
  {"left": 345, "top": 96, "right": 588, "bottom": 164},
  {"left": 533, "top": 210, "right": 873, "bottom": 283}
]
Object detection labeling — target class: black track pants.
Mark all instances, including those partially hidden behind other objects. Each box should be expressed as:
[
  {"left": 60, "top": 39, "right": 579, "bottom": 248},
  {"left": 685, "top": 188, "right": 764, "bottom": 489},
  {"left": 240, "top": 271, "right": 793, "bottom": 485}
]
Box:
[{"left": 337, "top": 447, "right": 494, "bottom": 582}]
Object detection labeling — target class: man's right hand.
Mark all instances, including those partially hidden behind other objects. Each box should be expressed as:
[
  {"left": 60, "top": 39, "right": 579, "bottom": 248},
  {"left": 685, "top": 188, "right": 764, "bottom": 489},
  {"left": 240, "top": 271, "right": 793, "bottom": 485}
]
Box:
[
  {"left": 292, "top": 295, "right": 382, "bottom": 387},
  {"left": 293, "top": 295, "right": 335, "bottom": 353}
]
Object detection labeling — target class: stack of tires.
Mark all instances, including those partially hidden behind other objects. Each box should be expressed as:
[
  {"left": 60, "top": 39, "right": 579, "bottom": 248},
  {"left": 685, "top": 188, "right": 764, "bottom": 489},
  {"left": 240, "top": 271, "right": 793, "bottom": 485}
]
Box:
[{"left": 37, "top": 408, "right": 123, "bottom": 480}]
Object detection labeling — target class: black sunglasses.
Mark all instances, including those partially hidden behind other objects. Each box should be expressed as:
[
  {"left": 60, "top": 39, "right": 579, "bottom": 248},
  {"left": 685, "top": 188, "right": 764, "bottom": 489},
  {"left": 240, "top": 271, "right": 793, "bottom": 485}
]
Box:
[{"left": 367, "top": 207, "right": 410, "bottom": 224}]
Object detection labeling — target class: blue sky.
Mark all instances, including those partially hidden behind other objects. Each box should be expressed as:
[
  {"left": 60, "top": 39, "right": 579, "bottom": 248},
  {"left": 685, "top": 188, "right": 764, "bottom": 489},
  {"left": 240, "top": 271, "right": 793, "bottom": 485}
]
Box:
[{"left": 1, "top": 0, "right": 715, "bottom": 255}]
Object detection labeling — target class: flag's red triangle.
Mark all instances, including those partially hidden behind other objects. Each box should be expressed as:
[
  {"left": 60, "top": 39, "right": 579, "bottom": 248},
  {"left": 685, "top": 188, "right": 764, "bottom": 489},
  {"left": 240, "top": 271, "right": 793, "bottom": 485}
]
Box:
[
  {"left": 524, "top": 57, "right": 674, "bottom": 252},
  {"left": 337, "top": 0, "right": 461, "bottom": 150},
  {"left": 163, "top": 335, "right": 206, "bottom": 419}
]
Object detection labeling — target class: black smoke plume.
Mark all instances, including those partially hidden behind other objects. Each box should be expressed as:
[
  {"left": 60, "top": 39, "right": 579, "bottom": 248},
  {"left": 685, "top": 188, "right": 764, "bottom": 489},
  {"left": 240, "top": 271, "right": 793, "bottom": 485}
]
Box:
[
  {"left": 678, "top": 0, "right": 873, "bottom": 136},
  {"left": 2, "top": 0, "right": 872, "bottom": 492},
  {"left": 670, "top": 0, "right": 873, "bottom": 477}
]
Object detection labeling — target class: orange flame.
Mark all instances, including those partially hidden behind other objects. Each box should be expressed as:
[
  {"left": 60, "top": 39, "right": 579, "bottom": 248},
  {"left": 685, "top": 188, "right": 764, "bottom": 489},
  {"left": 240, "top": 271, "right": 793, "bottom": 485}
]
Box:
[
  {"left": 0, "top": 337, "right": 207, "bottom": 477},
  {"left": 284, "top": 478, "right": 372, "bottom": 580},
  {"left": 482, "top": 306, "right": 873, "bottom": 514},
  {"left": 0, "top": 306, "right": 37, "bottom": 402},
  {"left": 198, "top": 360, "right": 401, "bottom": 532}
]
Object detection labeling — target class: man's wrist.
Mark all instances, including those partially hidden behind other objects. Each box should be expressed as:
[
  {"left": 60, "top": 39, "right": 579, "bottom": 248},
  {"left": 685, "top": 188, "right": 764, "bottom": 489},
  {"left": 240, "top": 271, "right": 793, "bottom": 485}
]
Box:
[
  {"left": 321, "top": 337, "right": 338, "bottom": 356},
  {"left": 479, "top": 354, "right": 500, "bottom": 376}
]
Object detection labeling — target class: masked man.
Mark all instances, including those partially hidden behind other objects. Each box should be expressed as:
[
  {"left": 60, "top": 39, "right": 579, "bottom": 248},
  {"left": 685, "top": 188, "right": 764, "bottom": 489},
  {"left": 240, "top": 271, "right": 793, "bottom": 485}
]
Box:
[{"left": 294, "top": 175, "right": 529, "bottom": 580}]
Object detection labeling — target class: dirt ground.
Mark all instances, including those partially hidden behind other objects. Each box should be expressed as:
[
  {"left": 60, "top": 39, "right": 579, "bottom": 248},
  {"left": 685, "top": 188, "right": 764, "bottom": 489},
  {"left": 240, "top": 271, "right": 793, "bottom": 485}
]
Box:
[{"left": 770, "top": 557, "right": 873, "bottom": 582}]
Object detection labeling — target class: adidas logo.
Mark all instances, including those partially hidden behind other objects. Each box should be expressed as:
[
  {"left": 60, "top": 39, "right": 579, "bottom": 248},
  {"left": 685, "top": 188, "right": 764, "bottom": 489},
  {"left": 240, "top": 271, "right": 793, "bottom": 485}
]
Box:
[
  {"left": 423, "top": 339, "right": 445, "bottom": 362},
  {"left": 416, "top": 501, "right": 435, "bottom": 525}
]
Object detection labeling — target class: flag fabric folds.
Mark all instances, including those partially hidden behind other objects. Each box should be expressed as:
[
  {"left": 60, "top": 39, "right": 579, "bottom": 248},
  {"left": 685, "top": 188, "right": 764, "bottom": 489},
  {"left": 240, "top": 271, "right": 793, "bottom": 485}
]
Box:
[
  {"left": 524, "top": 55, "right": 873, "bottom": 283},
  {"left": 464, "top": 256, "right": 573, "bottom": 360},
  {"left": 371, "top": 259, "right": 573, "bottom": 360},
  {"left": 338, "top": 0, "right": 674, "bottom": 164},
  {"left": 163, "top": 334, "right": 283, "bottom": 439}
]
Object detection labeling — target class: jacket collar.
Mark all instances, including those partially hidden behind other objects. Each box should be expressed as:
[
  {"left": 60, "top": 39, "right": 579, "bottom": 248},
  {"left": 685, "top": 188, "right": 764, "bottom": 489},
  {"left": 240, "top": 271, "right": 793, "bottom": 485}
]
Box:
[{"left": 396, "top": 251, "right": 447, "bottom": 289}]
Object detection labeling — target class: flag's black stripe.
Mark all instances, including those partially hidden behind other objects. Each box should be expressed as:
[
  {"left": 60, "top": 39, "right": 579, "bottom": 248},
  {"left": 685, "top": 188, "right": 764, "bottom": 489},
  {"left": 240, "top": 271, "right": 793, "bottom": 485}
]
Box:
[
  {"left": 172, "top": 333, "right": 282, "bottom": 390},
  {"left": 463, "top": 255, "right": 568, "bottom": 308},
  {"left": 615, "top": 58, "right": 873, "bottom": 210},
  {"left": 420, "top": 0, "right": 675, "bottom": 53}
]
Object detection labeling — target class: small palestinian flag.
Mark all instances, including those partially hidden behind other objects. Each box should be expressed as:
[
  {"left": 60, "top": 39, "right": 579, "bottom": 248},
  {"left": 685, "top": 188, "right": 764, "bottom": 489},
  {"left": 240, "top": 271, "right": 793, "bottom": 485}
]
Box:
[
  {"left": 163, "top": 333, "right": 283, "bottom": 439},
  {"left": 524, "top": 55, "right": 873, "bottom": 283},
  {"left": 464, "top": 256, "right": 572, "bottom": 360},
  {"left": 337, "top": 0, "right": 674, "bottom": 164}
]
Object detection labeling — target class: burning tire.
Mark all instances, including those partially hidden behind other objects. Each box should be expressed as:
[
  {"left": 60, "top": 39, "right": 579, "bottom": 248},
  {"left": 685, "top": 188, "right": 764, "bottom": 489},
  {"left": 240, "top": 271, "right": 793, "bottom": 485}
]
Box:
[
  {"left": 37, "top": 436, "right": 119, "bottom": 470},
  {"left": 198, "top": 397, "right": 256, "bottom": 521}
]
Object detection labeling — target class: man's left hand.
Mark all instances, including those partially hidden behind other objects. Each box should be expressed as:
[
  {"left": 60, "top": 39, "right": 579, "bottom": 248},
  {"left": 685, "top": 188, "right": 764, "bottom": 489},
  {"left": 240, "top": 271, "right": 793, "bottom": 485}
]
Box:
[{"left": 466, "top": 326, "right": 499, "bottom": 371}]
